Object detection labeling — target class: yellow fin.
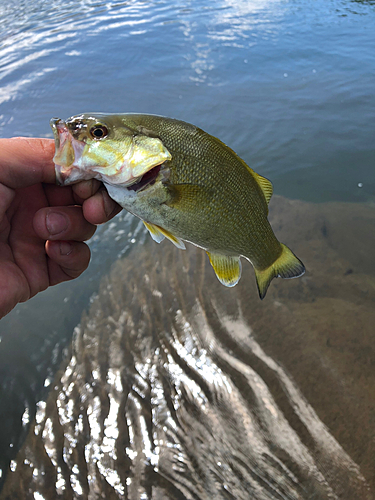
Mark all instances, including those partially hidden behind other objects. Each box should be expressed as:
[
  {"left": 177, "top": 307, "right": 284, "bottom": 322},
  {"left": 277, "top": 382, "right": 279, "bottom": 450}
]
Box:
[
  {"left": 143, "top": 221, "right": 185, "bottom": 249},
  {"left": 252, "top": 171, "right": 273, "bottom": 205},
  {"left": 254, "top": 243, "right": 305, "bottom": 299},
  {"left": 206, "top": 252, "right": 242, "bottom": 287},
  {"left": 166, "top": 184, "right": 211, "bottom": 209},
  {"left": 143, "top": 221, "right": 165, "bottom": 243}
]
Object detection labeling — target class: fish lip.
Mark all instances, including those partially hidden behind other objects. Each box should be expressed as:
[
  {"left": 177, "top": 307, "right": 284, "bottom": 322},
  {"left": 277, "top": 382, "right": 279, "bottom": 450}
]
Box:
[
  {"left": 55, "top": 164, "right": 66, "bottom": 186},
  {"left": 55, "top": 163, "right": 88, "bottom": 186},
  {"left": 50, "top": 117, "right": 62, "bottom": 150},
  {"left": 51, "top": 117, "right": 70, "bottom": 185},
  {"left": 51, "top": 117, "right": 88, "bottom": 185}
]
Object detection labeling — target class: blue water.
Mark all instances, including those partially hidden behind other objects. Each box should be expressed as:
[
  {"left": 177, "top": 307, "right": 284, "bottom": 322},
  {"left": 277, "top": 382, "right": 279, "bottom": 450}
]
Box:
[
  {"left": 1, "top": 0, "right": 374, "bottom": 202},
  {"left": 0, "top": 0, "right": 374, "bottom": 493}
]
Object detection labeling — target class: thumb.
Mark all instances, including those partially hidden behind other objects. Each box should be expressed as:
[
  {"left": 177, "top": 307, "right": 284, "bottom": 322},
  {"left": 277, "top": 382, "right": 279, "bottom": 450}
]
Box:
[{"left": 0, "top": 138, "right": 56, "bottom": 189}]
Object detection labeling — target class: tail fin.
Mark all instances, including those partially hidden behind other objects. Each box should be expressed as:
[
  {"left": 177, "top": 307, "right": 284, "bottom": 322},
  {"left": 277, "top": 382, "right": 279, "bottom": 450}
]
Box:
[{"left": 254, "top": 244, "right": 305, "bottom": 300}]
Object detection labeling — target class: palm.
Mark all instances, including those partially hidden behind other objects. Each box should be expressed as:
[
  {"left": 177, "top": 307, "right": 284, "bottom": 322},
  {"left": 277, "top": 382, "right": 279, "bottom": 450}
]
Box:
[
  {"left": 0, "top": 137, "right": 121, "bottom": 320},
  {"left": 2, "top": 184, "right": 50, "bottom": 306},
  {"left": 0, "top": 181, "right": 95, "bottom": 319}
]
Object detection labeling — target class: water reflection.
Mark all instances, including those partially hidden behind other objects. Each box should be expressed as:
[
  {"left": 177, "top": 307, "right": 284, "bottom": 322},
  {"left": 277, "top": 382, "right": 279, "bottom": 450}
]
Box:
[
  {"left": 1, "top": 0, "right": 375, "bottom": 495},
  {"left": 179, "top": 0, "right": 286, "bottom": 84},
  {"left": 2, "top": 196, "right": 374, "bottom": 499},
  {"left": 208, "top": 0, "right": 283, "bottom": 42},
  {"left": 0, "top": 0, "right": 174, "bottom": 107}
]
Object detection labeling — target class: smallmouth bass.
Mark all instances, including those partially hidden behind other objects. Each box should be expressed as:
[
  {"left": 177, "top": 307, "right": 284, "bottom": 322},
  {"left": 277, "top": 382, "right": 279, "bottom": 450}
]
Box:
[{"left": 51, "top": 113, "right": 305, "bottom": 298}]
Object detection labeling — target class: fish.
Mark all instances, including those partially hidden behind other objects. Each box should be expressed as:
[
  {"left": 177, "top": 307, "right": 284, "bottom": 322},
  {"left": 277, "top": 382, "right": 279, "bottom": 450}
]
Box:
[{"left": 50, "top": 113, "right": 305, "bottom": 298}]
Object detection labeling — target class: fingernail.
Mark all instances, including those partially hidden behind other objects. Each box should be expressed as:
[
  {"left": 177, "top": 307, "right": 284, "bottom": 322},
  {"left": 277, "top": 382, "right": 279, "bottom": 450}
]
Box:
[
  {"left": 46, "top": 212, "right": 68, "bottom": 235},
  {"left": 102, "top": 190, "right": 117, "bottom": 218},
  {"left": 59, "top": 241, "right": 73, "bottom": 256}
]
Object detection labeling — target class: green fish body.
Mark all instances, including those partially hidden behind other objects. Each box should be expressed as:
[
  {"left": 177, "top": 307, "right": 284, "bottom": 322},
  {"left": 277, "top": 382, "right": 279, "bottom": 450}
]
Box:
[{"left": 51, "top": 113, "right": 305, "bottom": 298}]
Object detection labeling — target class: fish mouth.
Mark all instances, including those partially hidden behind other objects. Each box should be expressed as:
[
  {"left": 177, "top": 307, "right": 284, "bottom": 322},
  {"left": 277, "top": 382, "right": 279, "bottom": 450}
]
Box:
[
  {"left": 51, "top": 116, "right": 171, "bottom": 189},
  {"left": 126, "top": 164, "right": 163, "bottom": 192},
  {"left": 51, "top": 117, "right": 89, "bottom": 185}
]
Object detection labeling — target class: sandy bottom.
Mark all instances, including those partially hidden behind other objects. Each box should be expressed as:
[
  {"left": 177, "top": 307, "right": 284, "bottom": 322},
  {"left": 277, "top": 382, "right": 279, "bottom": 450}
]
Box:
[{"left": 2, "top": 196, "right": 374, "bottom": 499}]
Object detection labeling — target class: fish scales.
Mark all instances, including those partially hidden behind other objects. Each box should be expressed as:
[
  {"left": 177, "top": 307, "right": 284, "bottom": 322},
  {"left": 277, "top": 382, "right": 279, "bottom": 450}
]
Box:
[
  {"left": 51, "top": 113, "right": 305, "bottom": 298},
  {"left": 127, "top": 115, "right": 280, "bottom": 264}
]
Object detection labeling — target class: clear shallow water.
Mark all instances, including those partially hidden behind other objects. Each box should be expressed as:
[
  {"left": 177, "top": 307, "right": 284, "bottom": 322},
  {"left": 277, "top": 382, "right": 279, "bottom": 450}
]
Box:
[
  {"left": 0, "top": 0, "right": 374, "bottom": 495},
  {"left": 2, "top": 199, "right": 375, "bottom": 499}
]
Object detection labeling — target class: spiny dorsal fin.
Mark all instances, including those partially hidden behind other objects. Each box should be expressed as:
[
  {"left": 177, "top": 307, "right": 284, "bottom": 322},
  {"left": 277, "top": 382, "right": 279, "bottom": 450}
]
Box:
[
  {"left": 143, "top": 221, "right": 186, "bottom": 249},
  {"left": 206, "top": 252, "right": 242, "bottom": 287},
  {"left": 252, "top": 171, "right": 273, "bottom": 205}
]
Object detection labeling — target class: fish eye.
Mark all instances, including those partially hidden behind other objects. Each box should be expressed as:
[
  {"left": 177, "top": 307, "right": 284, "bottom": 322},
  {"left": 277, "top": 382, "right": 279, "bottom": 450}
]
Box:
[{"left": 90, "top": 124, "right": 109, "bottom": 139}]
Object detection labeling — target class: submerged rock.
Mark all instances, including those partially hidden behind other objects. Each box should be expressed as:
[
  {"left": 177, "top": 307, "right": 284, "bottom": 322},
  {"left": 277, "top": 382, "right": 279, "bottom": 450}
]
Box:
[{"left": 2, "top": 196, "right": 375, "bottom": 499}]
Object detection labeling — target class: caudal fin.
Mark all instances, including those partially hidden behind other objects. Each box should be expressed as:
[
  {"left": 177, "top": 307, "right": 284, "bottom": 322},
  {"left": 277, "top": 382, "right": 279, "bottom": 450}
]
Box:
[{"left": 254, "top": 244, "right": 305, "bottom": 300}]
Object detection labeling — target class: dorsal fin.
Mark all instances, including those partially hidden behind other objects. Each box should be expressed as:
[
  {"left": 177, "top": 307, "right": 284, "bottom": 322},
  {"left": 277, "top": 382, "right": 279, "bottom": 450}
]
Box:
[{"left": 252, "top": 171, "right": 273, "bottom": 205}]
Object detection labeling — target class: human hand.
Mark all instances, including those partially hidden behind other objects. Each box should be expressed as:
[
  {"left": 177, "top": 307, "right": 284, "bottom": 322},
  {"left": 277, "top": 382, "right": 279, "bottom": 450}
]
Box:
[{"left": 0, "top": 137, "right": 122, "bottom": 319}]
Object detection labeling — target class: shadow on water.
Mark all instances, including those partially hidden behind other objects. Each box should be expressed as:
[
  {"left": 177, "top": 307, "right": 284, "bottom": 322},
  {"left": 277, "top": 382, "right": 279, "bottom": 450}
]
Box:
[{"left": 1, "top": 196, "right": 374, "bottom": 499}]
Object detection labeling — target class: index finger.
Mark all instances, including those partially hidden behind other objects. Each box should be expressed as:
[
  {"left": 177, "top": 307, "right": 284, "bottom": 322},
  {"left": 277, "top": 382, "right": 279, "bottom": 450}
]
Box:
[{"left": 0, "top": 137, "right": 56, "bottom": 188}]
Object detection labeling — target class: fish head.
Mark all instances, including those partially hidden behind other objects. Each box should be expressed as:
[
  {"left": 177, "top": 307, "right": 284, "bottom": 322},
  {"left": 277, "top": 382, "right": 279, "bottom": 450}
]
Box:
[{"left": 50, "top": 113, "right": 172, "bottom": 187}]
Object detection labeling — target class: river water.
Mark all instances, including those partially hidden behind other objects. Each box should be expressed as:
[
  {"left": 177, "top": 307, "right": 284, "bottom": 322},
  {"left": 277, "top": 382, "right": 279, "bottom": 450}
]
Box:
[{"left": 0, "top": 0, "right": 374, "bottom": 497}]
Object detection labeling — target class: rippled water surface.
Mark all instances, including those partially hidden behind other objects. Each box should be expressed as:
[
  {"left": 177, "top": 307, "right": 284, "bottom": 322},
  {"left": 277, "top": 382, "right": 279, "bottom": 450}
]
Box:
[{"left": 0, "top": 0, "right": 374, "bottom": 497}]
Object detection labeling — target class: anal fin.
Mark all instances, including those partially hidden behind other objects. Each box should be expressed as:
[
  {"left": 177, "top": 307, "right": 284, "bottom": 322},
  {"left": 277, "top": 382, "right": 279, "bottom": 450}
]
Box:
[
  {"left": 206, "top": 252, "right": 242, "bottom": 287},
  {"left": 143, "top": 221, "right": 185, "bottom": 249}
]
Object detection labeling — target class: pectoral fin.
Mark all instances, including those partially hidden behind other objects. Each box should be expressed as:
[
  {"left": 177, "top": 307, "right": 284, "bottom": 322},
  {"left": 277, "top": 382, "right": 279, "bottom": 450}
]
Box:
[
  {"left": 143, "top": 221, "right": 186, "bottom": 249},
  {"left": 165, "top": 184, "right": 212, "bottom": 209},
  {"left": 206, "top": 252, "right": 242, "bottom": 287}
]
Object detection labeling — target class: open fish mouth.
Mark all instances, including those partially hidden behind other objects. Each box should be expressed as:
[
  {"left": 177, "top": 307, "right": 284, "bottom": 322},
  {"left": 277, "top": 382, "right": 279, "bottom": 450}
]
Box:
[
  {"left": 55, "top": 155, "right": 166, "bottom": 191},
  {"left": 51, "top": 118, "right": 93, "bottom": 185},
  {"left": 51, "top": 116, "right": 171, "bottom": 189},
  {"left": 126, "top": 164, "right": 163, "bottom": 192}
]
